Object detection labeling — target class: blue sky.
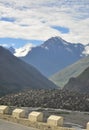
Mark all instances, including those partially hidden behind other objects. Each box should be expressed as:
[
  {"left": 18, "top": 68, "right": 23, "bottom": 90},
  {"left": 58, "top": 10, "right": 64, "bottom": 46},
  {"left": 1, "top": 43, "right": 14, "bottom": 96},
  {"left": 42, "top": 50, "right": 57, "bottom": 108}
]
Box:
[
  {"left": 0, "top": 0, "right": 89, "bottom": 48},
  {"left": 0, "top": 38, "right": 43, "bottom": 48},
  {"left": 52, "top": 26, "right": 69, "bottom": 34},
  {"left": 1, "top": 17, "right": 15, "bottom": 22}
]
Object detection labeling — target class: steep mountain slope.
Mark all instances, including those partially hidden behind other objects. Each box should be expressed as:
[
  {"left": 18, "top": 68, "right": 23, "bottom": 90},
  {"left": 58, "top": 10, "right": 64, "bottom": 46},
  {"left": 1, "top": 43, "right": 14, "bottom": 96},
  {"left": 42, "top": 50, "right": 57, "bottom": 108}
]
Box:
[
  {"left": 64, "top": 66, "right": 89, "bottom": 93},
  {"left": 8, "top": 47, "right": 15, "bottom": 54},
  {"left": 21, "top": 36, "right": 85, "bottom": 77},
  {"left": 0, "top": 46, "right": 57, "bottom": 96},
  {"left": 50, "top": 55, "right": 89, "bottom": 87}
]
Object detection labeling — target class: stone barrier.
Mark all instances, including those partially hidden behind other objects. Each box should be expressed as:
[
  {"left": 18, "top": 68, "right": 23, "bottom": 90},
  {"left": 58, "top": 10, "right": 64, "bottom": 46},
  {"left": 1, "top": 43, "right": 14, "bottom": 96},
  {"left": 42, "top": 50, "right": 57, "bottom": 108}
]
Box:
[
  {"left": 47, "top": 115, "right": 63, "bottom": 126},
  {"left": 12, "top": 108, "right": 25, "bottom": 118},
  {"left": 0, "top": 105, "right": 88, "bottom": 130},
  {"left": 0, "top": 105, "right": 9, "bottom": 114},
  {"left": 28, "top": 111, "right": 43, "bottom": 122}
]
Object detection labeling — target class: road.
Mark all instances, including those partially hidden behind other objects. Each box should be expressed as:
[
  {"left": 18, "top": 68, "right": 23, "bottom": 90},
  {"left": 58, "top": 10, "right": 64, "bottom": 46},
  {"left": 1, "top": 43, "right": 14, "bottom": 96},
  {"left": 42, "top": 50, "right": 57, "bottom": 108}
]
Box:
[{"left": 0, "top": 119, "right": 39, "bottom": 130}]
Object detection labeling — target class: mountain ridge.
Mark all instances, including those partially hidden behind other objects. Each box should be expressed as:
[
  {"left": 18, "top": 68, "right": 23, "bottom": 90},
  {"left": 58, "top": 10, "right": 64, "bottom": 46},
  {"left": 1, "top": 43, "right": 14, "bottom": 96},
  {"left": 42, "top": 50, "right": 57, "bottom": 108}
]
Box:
[
  {"left": 19, "top": 36, "right": 86, "bottom": 77},
  {"left": 50, "top": 55, "right": 89, "bottom": 87},
  {"left": 64, "top": 66, "right": 89, "bottom": 93}
]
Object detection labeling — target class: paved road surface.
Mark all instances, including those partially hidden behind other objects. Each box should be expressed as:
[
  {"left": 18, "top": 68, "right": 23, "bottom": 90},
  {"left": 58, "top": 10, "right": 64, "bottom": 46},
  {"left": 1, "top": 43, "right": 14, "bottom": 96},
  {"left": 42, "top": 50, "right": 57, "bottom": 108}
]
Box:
[{"left": 0, "top": 119, "right": 39, "bottom": 130}]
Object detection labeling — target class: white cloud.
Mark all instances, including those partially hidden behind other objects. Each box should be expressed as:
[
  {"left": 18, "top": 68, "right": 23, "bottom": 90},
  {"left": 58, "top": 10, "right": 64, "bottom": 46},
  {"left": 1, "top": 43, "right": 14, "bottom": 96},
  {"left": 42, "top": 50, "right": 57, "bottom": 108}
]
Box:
[
  {"left": 0, "top": 43, "right": 9, "bottom": 47},
  {"left": 14, "top": 43, "right": 35, "bottom": 57},
  {"left": 0, "top": 43, "right": 15, "bottom": 48},
  {"left": 0, "top": 0, "right": 89, "bottom": 44}
]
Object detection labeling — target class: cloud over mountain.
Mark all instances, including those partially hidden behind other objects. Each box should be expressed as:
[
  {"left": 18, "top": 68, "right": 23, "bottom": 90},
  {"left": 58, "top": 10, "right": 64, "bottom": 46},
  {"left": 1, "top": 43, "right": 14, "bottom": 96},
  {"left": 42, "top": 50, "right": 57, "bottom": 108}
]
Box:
[{"left": 0, "top": 0, "right": 89, "bottom": 44}]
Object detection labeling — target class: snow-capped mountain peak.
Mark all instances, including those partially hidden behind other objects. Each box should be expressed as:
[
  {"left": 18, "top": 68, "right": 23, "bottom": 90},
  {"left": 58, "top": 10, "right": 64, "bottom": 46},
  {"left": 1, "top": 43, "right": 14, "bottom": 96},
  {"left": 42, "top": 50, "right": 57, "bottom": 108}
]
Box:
[
  {"left": 41, "top": 36, "right": 69, "bottom": 49},
  {"left": 14, "top": 43, "right": 35, "bottom": 57},
  {"left": 8, "top": 36, "right": 89, "bottom": 77}
]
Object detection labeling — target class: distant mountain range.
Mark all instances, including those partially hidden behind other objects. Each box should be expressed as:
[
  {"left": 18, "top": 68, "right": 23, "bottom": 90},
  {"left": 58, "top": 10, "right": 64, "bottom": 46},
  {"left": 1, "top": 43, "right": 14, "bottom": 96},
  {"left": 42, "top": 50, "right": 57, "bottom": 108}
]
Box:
[
  {"left": 9, "top": 36, "right": 89, "bottom": 77},
  {"left": 0, "top": 46, "right": 57, "bottom": 96},
  {"left": 50, "top": 55, "right": 89, "bottom": 88},
  {"left": 64, "top": 66, "right": 89, "bottom": 93}
]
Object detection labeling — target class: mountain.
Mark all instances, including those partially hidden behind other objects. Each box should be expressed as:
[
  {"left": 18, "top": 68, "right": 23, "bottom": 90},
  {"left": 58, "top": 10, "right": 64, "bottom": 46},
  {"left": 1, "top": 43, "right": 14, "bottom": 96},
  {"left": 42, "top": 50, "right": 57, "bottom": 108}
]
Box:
[
  {"left": 64, "top": 66, "right": 89, "bottom": 93},
  {"left": 0, "top": 46, "right": 57, "bottom": 96},
  {"left": 20, "top": 37, "right": 85, "bottom": 77},
  {"left": 50, "top": 55, "right": 89, "bottom": 88},
  {"left": 8, "top": 47, "right": 15, "bottom": 54}
]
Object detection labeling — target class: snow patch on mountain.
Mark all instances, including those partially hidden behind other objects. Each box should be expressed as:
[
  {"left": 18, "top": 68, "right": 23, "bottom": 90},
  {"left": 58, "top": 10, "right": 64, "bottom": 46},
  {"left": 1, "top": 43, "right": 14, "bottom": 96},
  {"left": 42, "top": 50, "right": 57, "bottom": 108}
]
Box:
[
  {"left": 62, "top": 41, "right": 69, "bottom": 46},
  {"left": 82, "top": 44, "right": 89, "bottom": 56},
  {"left": 41, "top": 45, "right": 49, "bottom": 50},
  {"left": 14, "top": 43, "right": 35, "bottom": 57},
  {"left": 44, "top": 46, "right": 49, "bottom": 50},
  {"left": 65, "top": 47, "right": 72, "bottom": 52}
]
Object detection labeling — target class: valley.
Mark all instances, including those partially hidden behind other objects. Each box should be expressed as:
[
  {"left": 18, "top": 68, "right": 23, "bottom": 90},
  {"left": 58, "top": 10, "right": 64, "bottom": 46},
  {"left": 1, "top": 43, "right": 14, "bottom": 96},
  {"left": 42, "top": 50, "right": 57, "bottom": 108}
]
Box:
[{"left": 0, "top": 0, "right": 89, "bottom": 130}]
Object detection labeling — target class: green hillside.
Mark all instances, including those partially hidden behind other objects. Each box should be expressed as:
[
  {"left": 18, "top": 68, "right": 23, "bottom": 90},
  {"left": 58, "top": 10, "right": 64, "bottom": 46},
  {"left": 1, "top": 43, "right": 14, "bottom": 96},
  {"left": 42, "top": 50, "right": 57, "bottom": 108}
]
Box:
[{"left": 50, "top": 55, "right": 89, "bottom": 88}]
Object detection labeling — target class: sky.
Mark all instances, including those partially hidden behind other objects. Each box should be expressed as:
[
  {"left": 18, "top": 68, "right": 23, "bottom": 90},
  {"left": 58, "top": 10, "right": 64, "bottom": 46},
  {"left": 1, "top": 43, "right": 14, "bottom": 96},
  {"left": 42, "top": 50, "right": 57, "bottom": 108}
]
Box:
[{"left": 0, "top": 0, "right": 89, "bottom": 48}]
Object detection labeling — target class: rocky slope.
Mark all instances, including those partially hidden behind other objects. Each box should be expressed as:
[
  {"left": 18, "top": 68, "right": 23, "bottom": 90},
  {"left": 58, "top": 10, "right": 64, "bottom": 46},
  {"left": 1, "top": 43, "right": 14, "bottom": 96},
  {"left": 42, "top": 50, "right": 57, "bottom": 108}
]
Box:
[
  {"left": 64, "top": 66, "right": 89, "bottom": 93},
  {"left": 0, "top": 89, "right": 89, "bottom": 111}
]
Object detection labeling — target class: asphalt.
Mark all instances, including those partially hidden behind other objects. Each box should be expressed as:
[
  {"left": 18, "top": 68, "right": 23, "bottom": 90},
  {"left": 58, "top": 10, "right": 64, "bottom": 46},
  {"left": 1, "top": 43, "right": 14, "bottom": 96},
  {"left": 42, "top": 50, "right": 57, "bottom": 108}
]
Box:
[{"left": 0, "top": 119, "right": 39, "bottom": 130}]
